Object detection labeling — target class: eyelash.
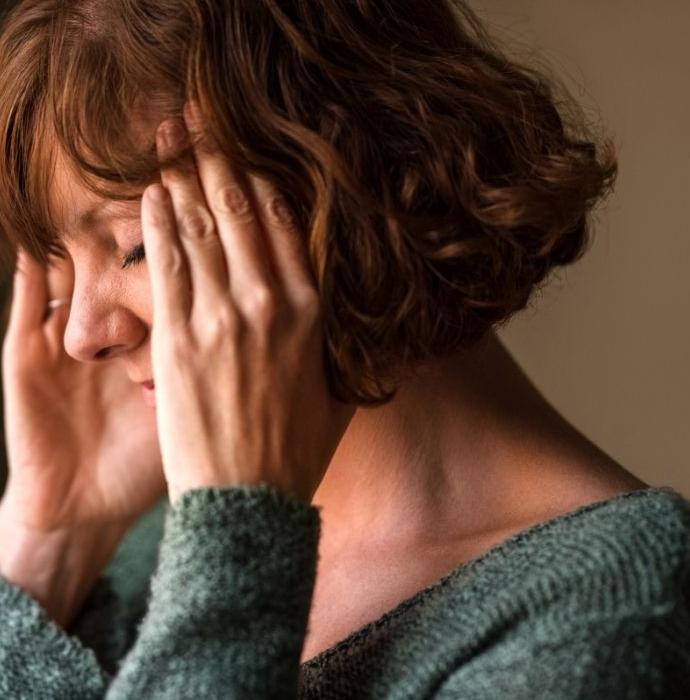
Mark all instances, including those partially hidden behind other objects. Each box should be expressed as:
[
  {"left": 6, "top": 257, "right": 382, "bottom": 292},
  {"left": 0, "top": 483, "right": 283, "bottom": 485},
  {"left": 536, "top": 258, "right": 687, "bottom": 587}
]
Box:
[{"left": 121, "top": 243, "right": 146, "bottom": 269}]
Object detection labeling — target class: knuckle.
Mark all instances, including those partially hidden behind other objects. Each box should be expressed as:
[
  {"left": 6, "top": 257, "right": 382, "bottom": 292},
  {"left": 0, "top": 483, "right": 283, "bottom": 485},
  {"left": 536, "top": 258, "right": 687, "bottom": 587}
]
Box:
[
  {"left": 207, "top": 305, "right": 240, "bottom": 341},
  {"left": 295, "top": 288, "right": 321, "bottom": 322},
  {"left": 243, "top": 284, "right": 278, "bottom": 324},
  {"left": 149, "top": 207, "right": 170, "bottom": 230},
  {"left": 159, "top": 244, "right": 186, "bottom": 276},
  {"left": 214, "top": 185, "right": 254, "bottom": 222},
  {"left": 180, "top": 208, "right": 215, "bottom": 240},
  {"left": 266, "top": 195, "right": 298, "bottom": 232},
  {"left": 168, "top": 331, "right": 194, "bottom": 360}
]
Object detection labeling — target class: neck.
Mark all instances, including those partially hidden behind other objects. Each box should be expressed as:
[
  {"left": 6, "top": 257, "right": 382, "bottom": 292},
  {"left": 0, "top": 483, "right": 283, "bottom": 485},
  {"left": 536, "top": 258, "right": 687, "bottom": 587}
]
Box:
[{"left": 311, "top": 330, "right": 632, "bottom": 553}]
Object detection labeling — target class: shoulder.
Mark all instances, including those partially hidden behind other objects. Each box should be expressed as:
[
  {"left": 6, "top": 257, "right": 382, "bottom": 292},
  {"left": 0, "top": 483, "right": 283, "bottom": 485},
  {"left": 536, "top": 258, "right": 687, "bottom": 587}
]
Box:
[
  {"left": 432, "top": 487, "right": 690, "bottom": 698},
  {"left": 511, "top": 485, "right": 690, "bottom": 598},
  {"left": 442, "top": 486, "right": 690, "bottom": 621},
  {"left": 434, "top": 597, "right": 690, "bottom": 698}
]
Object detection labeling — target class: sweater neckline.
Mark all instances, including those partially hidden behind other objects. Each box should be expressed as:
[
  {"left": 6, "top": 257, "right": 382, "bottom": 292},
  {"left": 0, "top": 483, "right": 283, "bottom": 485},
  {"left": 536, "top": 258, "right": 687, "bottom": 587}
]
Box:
[{"left": 299, "top": 484, "right": 684, "bottom": 671}]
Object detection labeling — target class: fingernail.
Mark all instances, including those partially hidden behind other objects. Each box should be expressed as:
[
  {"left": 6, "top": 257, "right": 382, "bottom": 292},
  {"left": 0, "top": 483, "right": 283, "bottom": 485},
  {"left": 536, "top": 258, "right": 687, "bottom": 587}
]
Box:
[
  {"left": 183, "top": 100, "right": 202, "bottom": 129},
  {"left": 147, "top": 184, "right": 169, "bottom": 203},
  {"left": 157, "top": 119, "right": 186, "bottom": 151}
]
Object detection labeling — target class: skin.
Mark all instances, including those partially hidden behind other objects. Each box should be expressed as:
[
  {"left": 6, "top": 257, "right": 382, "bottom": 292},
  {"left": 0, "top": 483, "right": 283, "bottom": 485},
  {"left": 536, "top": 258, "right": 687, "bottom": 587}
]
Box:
[
  {"left": 0, "top": 102, "right": 354, "bottom": 627},
  {"left": 0, "top": 102, "right": 648, "bottom": 657}
]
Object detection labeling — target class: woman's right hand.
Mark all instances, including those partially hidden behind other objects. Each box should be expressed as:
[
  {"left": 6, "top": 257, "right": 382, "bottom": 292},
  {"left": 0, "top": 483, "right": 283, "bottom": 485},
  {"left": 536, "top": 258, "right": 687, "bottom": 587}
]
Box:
[{"left": 0, "top": 247, "right": 167, "bottom": 531}]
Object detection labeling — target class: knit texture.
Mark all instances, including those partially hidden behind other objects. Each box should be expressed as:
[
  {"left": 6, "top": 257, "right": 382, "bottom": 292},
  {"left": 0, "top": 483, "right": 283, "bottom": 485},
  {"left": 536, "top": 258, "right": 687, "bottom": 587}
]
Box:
[{"left": 1, "top": 484, "right": 689, "bottom": 698}]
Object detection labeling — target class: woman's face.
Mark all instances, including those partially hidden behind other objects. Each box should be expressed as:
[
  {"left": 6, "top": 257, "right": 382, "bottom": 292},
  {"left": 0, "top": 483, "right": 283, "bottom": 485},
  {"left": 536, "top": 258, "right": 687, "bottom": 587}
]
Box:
[{"left": 50, "top": 149, "right": 154, "bottom": 385}]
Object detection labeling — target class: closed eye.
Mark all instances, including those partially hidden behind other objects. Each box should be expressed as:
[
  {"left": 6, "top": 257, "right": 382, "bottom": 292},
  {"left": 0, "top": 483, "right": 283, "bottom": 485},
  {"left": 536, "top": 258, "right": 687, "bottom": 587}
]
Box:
[{"left": 121, "top": 243, "right": 146, "bottom": 269}]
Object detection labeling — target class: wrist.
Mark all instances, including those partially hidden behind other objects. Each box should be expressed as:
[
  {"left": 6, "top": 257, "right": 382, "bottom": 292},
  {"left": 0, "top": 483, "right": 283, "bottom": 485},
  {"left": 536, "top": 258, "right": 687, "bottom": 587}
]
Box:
[
  {"left": 168, "top": 477, "right": 314, "bottom": 509},
  {"left": 0, "top": 507, "right": 131, "bottom": 628}
]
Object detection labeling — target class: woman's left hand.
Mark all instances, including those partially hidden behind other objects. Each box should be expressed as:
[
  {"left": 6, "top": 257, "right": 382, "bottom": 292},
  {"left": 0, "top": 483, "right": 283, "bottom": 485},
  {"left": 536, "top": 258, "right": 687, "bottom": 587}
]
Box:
[{"left": 141, "top": 102, "right": 355, "bottom": 506}]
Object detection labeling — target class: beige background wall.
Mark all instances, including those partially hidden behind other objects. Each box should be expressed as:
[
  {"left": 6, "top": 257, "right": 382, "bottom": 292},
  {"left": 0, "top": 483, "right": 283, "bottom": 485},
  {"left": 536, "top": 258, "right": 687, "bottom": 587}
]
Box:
[{"left": 470, "top": 1, "right": 689, "bottom": 497}]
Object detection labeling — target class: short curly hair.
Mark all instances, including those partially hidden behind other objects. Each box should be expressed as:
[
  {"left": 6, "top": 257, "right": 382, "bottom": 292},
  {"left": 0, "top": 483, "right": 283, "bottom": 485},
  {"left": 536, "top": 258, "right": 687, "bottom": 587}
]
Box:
[{"left": 0, "top": 0, "right": 618, "bottom": 405}]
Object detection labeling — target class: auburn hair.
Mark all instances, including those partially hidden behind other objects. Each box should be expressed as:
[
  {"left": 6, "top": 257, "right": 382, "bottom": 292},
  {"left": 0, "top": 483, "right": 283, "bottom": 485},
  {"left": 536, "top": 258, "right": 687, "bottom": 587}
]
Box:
[{"left": 0, "top": 0, "right": 619, "bottom": 405}]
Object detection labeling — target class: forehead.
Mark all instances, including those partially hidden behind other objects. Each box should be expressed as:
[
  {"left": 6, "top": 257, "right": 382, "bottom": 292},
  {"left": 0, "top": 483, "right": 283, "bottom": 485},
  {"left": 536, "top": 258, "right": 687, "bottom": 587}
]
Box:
[{"left": 48, "top": 144, "right": 140, "bottom": 243}]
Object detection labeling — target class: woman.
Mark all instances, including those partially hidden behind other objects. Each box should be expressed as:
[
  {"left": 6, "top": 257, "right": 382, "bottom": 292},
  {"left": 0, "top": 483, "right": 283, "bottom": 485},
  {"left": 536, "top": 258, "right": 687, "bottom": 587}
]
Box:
[{"left": 0, "top": 0, "right": 688, "bottom": 697}]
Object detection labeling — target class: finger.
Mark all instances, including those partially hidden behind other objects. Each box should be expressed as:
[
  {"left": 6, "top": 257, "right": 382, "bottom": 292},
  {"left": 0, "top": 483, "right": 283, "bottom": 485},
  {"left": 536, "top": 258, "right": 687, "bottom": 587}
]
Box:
[
  {"left": 141, "top": 183, "right": 192, "bottom": 329},
  {"left": 182, "top": 101, "right": 277, "bottom": 302},
  {"left": 43, "top": 299, "right": 72, "bottom": 358},
  {"left": 244, "top": 173, "right": 318, "bottom": 303},
  {"left": 155, "top": 118, "right": 229, "bottom": 311},
  {"left": 6, "top": 247, "right": 50, "bottom": 334},
  {"left": 46, "top": 253, "right": 74, "bottom": 300}
]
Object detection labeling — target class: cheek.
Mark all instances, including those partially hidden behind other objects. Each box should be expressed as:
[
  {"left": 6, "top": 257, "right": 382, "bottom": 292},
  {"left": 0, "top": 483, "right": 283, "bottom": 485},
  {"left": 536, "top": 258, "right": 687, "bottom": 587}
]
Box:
[{"left": 125, "top": 269, "right": 153, "bottom": 328}]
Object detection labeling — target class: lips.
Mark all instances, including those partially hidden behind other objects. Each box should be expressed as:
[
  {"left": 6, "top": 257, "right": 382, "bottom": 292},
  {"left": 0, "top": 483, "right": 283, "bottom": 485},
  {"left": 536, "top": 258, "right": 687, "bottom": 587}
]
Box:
[{"left": 140, "top": 380, "right": 156, "bottom": 408}]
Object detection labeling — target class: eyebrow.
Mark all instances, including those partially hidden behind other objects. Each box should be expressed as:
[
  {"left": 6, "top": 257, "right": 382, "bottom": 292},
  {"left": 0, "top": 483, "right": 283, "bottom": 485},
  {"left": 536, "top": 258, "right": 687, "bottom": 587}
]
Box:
[
  {"left": 78, "top": 201, "right": 112, "bottom": 227},
  {"left": 61, "top": 201, "right": 140, "bottom": 242}
]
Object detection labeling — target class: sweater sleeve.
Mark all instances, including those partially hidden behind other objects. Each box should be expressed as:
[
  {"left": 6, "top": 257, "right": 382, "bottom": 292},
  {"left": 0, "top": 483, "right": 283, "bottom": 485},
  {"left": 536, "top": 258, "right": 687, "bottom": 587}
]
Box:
[
  {"left": 432, "top": 603, "right": 690, "bottom": 699},
  {"left": 0, "top": 483, "right": 321, "bottom": 700}
]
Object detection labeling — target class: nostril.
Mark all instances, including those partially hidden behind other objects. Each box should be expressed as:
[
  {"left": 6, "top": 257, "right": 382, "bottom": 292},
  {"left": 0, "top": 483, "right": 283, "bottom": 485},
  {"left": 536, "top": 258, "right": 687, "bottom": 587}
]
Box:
[{"left": 94, "top": 344, "right": 127, "bottom": 361}]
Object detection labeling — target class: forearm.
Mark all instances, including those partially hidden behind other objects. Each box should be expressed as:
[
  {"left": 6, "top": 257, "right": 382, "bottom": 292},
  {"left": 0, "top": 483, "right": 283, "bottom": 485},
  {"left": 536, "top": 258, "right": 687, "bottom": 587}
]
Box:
[
  {"left": 107, "top": 484, "right": 320, "bottom": 698},
  {"left": 0, "top": 505, "right": 131, "bottom": 629},
  {"left": 0, "top": 483, "right": 320, "bottom": 698}
]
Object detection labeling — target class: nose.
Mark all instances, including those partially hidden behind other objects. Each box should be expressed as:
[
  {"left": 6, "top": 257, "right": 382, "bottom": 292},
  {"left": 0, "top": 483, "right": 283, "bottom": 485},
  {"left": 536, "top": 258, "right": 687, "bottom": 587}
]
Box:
[{"left": 62, "top": 271, "right": 145, "bottom": 364}]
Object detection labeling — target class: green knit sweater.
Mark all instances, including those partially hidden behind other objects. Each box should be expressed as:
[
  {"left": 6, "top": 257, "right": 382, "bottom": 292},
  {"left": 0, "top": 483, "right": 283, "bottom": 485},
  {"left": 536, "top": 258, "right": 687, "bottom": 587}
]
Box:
[{"left": 0, "top": 484, "right": 689, "bottom": 698}]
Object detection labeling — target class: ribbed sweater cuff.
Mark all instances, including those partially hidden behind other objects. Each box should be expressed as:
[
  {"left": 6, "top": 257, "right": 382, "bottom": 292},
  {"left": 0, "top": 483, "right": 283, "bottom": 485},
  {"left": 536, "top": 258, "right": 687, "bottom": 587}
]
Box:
[
  {"left": 105, "top": 482, "right": 323, "bottom": 697},
  {"left": 0, "top": 574, "right": 109, "bottom": 697},
  {"left": 150, "top": 482, "right": 321, "bottom": 629}
]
